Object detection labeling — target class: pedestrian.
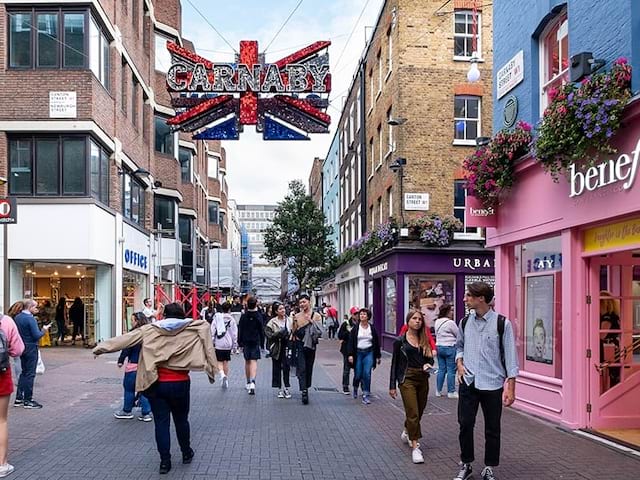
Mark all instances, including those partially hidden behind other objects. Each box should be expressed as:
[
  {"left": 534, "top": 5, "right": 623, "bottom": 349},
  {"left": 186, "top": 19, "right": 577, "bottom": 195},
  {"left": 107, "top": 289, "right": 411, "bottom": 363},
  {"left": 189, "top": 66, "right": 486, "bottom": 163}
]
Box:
[
  {"left": 237, "top": 296, "right": 264, "bottom": 395},
  {"left": 453, "top": 282, "right": 519, "bottom": 480},
  {"left": 0, "top": 310, "right": 25, "bottom": 478},
  {"left": 14, "top": 299, "right": 51, "bottom": 409},
  {"left": 113, "top": 312, "right": 153, "bottom": 422},
  {"left": 291, "top": 294, "right": 322, "bottom": 405},
  {"left": 37, "top": 300, "right": 54, "bottom": 348},
  {"left": 326, "top": 304, "right": 338, "bottom": 339},
  {"left": 230, "top": 295, "right": 243, "bottom": 313},
  {"left": 142, "top": 298, "right": 163, "bottom": 322},
  {"left": 265, "top": 302, "right": 292, "bottom": 399},
  {"left": 434, "top": 303, "right": 459, "bottom": 398},
  {"left": 337, "top": 308, "right": 358, "bottom": 395},
  {"left": 200, "top": 299, "right": 216, "bottom": 324},
  {"left": 389, "top": 309, "right": 434, "bottom": 464},
  {"left": 93, "top": 302, "right": 217, "bottom": 474},
  {"left": 54, "top": 297, "right": 67, "bottom": 346},
  {"left": 347, "top": 308, "right": 381, "bottom": 405},
  {"left": 68, "top": 297, "right": 84, "bottom": 346},
  {"left": 211, "top": 302, "right": 237, "bottom": 389}
]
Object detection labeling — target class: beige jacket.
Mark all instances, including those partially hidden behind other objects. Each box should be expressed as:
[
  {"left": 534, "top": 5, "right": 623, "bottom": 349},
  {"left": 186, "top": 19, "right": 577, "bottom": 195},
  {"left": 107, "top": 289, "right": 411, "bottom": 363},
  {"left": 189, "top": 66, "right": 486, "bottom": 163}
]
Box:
[{"left": 93, "top": 319, "right": 218, "bottom": 392}]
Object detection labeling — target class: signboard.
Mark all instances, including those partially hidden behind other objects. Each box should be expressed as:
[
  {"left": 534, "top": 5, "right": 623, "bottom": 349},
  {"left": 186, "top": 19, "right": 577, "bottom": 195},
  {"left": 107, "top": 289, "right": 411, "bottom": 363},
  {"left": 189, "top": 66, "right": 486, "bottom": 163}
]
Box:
[
  {"left": 123, "top": 223, "right": 150, "bottom": 274},
  {"left": 166, "top": 40, "right": 332, "bottom": 141},
  {"left": 525, "top": 274, "right": 555, "bottom": 364},
  {"left": 196, "top": 267, "right": 205, "bottom": 276},
  {"left": 497, "top": 50, "right": 524, "bottom": 99},
  {"left": 49, "top": 91, "right": 77, "bottom": 118},
  {"left": 404, "top": 193, "right": 430, "bottom": 211},
  {"left": 584, "top": 217, "right": 640, "bottom": 253},
  {"left": 0, "top": 198, "right": 17, "bottom": 224},
  {"left": 465, "top": 195, "right": 497, "bottom": 227}
]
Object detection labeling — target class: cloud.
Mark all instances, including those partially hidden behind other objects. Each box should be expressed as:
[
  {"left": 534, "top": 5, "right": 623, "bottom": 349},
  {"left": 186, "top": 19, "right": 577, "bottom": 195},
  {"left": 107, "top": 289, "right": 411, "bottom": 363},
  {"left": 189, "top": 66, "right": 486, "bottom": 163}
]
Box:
[{"left": 181, "top": 0, "right": 384, "bottom": 203}]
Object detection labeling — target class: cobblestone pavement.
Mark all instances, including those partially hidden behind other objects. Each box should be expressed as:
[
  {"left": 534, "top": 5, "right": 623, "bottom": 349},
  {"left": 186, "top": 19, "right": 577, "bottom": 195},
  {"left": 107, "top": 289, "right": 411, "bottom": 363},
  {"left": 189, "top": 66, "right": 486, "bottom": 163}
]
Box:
[{"left": 7, "top": 339, "right": 640, "bottom": 479}]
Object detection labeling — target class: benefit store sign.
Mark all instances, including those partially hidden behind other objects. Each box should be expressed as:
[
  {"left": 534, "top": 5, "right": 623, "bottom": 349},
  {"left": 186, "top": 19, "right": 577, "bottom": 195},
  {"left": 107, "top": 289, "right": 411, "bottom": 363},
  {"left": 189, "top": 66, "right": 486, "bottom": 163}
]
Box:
[{"left": 165, "top": 40, "right": 332, "bottom": 141}]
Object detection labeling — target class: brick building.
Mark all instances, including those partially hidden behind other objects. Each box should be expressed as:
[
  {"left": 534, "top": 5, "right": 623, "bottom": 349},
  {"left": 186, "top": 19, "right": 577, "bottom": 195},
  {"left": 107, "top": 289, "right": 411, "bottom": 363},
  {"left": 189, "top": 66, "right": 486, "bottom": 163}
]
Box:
[
  {"left": 323, "top": 0, "right": 496, "bottom": 347},
  {"left": 0, "top": 0, "right": 230, "bottom": 342},
  {"left": 308, "top": 156, "right": 323, "bottom": 209}
]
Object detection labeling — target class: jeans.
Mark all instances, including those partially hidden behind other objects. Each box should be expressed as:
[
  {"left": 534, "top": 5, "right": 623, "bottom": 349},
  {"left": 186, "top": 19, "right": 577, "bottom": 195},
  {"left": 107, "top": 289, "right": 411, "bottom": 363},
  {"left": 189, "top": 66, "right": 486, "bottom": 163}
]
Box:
[
  {"left": 295, "top": 340, "right": 316, "bottom": 392},
  {"left": 354, "top": 349, "right": 374, "bottom": 394},
  {"left": 56, "top": 320, "right": 66, "bottom": 342},
  {"left": 458, "top": 382, "right": 503, "bottom": 467},
  {"left": 342, "top": 353, "right": 355, "bottom": 389},
  {"left": 145, "top": 380, "right": 191, "bottom": 463},
  {"left": 271, "top": 354, "right": 290, "bottom": 389},
  {"left": 436, "top": 345, "right": 457, "bottom": 394},
  {"left": 123, "top": 371, "right": 150, "bottom": 415},
  {"left": 398, "top": 368, "right": 429, "bottom": 440},
  {"left": 16, "top": 343, "right": 38, "bottom": 401},
  {"left": 72, "top": 322, "right": 83, "bottom": 341}
]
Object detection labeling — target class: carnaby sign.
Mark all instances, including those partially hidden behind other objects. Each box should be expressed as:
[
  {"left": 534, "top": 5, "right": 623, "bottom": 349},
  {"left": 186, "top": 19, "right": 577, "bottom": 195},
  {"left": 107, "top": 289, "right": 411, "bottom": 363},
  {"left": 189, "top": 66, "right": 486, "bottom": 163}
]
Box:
[{"left": 166, "top": 40, "right": 331, "bottom": 141}]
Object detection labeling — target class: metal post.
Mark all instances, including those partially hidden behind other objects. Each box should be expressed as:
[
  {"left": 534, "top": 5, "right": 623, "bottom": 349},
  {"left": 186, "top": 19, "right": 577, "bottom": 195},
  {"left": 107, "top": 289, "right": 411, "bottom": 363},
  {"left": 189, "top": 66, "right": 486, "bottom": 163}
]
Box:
[
  {"left": 399, "top": 166, "right": 405, "bottom": 226},
  {"left": 217, "top": 246, "right": 220, "bottom": 294},
  {"left": 3, "top": 225, "right": 8, "bottom": 313}
]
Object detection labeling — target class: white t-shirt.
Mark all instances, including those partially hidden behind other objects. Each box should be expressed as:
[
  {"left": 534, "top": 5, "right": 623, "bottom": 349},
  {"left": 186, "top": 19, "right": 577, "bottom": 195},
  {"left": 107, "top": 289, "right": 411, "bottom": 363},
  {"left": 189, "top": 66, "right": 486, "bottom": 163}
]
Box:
[{"left": 357, "top": 324, "right": 373, "bottom": 350}]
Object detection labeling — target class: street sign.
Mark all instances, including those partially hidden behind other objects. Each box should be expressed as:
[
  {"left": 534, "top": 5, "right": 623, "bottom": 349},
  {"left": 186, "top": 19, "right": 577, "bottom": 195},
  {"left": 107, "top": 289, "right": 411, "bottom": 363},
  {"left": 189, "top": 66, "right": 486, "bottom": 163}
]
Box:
[
  {"left": 404, "top": 193, "right": 430, "bottom": 211},
  {"left": 0, "top": 198, "right": 17, "bottom": 224}
]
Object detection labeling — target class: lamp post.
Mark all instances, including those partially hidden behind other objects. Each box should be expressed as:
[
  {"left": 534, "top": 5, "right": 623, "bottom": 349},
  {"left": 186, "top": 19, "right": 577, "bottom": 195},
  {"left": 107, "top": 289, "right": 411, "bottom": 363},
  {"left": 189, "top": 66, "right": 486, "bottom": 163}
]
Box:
[{"left": 389, "top": 157, "right": 407, "bottom": 226}]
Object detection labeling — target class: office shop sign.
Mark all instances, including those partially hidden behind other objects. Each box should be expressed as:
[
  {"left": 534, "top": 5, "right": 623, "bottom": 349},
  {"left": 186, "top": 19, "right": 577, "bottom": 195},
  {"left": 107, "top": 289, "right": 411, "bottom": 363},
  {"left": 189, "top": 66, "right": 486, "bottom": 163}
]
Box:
[
  {"left": 569, "top": 138, "right": 640, "bottom": 197},
  {"left": 122, "top": 225, "right": 150, "bottom": 275}
]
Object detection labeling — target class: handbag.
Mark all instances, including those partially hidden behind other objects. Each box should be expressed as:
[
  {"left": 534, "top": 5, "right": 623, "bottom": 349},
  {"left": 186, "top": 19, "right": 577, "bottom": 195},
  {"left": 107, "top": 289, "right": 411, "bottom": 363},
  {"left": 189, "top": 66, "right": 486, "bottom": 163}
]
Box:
[{"left": 36, "top": 351, "right": 46, "bottom": 375}]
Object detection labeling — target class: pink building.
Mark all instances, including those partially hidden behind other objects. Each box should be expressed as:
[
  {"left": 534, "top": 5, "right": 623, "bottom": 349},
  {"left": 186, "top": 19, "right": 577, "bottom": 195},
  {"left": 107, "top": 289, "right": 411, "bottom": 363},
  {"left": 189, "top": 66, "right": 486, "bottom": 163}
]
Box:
[{"left": 487, "top": 100, "right": 640, "bottom": 440}]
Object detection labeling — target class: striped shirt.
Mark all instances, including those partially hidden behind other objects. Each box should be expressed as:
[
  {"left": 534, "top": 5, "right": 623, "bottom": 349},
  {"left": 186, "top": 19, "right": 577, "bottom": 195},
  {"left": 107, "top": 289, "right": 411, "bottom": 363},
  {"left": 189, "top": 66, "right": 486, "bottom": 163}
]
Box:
[{"left": 455, "top": 310, "right": 519, "bottom": 391}]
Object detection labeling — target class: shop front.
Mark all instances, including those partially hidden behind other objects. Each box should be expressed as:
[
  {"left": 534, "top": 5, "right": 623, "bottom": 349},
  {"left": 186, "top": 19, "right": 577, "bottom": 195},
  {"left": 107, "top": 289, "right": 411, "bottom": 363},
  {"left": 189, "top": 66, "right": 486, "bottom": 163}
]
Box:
[
  {"left": 362, "top": 245, "right": 494, "bottom": 352},
  {"left": 121, "top": 223, "right": 151, "bottom": 332},
  {"left": 487, "top": 100, "right": 640, "bottom": 441},
  {"left": 318, "top": 279, "right": 338, "bottom": 314},
  {"left": 335, "top": 260, "right": 365, "bottom": 322}
]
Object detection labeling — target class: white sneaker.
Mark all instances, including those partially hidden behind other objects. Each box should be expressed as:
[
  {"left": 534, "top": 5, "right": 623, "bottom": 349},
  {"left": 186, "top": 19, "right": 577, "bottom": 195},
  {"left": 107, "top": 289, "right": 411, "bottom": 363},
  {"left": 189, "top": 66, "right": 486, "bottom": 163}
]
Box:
[
  {"left": 400, "top": 430, "right": 411, "bottom": 446},
  {"left": 435, "top": 390, "right": 443, "bottom": 397},
  {"left": 245, "top": 382, "right": 251, "bottom": 390},
  {"left": 448, "top": 392, "right": 459, "bottom": 399},
  {"left": 222, "top": 377, "right": 228, "bottom": 389},
  {"left": 412, "top": 447, "right": 424, "bottom": 464},
  {"left": 277, "top": 390, "right": 285, "bottom": 398},
  {"left": 248, "top": 382, "right": 256, "bottom": 395},
  {"left": 283, "top": 388, "right": 292, "bottom": 399},
  {"left": 0, "top": 463, "right": 15, "bottom": 478}
]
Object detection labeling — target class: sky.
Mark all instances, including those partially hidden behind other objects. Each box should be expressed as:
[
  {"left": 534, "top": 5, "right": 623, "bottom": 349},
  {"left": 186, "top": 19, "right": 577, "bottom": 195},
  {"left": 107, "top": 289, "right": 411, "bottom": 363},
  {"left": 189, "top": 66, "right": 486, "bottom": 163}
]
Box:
[{"left": 180, "top": 0, "right": 384, "bottom": 204}]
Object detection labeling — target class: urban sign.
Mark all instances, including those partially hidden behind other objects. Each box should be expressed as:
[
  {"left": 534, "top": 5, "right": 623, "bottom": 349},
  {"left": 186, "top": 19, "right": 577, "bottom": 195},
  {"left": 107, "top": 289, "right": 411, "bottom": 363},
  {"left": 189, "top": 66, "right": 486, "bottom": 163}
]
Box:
[
  {"left": 404, "top": 193, "right": 430, "bottom": 211},
  {"left": 569, "top": 138, "right": 639, "bottom": 197},
  {"left": 452, "top": 257, "right": 494, "bottom": 270},
  {"left": 165, "top": 40, "right": 332, "bottom": 141},
  {"left": 497, "top": 50, "right": 524, "bottom": 99},
  {"left": 0, "top": 198, "right": 17, "bottom": 224}
]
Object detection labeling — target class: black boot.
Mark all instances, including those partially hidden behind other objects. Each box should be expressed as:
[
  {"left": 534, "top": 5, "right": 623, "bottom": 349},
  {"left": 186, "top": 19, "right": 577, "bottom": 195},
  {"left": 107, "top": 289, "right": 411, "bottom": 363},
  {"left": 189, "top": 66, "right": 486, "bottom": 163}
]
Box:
[
  {"left": 301, "top": 389, "right": 309, "bottom": 405},
  {"left": 182, "top": 448, "right": 195, "bottom": 464},
  {"left": 159, "top": 460, "right": 171, "bottom": 474}
]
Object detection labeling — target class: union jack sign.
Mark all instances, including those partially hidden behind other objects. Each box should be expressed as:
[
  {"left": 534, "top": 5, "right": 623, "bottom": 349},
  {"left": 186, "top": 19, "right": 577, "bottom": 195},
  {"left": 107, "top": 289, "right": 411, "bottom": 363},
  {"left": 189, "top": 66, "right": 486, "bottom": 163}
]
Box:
[{"left": 165, "top": 40, "right": 332, "bottom": 140}]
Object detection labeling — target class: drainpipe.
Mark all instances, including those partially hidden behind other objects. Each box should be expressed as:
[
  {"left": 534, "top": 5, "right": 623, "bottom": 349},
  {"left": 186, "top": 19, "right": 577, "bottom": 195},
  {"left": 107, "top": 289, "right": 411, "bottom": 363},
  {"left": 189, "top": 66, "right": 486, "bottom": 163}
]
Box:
[{"left": 358, "top": 59, "right": 367, "bottom": 234}]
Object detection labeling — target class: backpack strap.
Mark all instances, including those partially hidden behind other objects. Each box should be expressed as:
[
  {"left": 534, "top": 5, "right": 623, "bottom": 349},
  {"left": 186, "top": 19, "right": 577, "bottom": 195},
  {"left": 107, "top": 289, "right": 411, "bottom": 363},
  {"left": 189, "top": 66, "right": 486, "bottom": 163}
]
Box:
[{"left": 497, "top": 314, "right": 506, "bottom": 373}]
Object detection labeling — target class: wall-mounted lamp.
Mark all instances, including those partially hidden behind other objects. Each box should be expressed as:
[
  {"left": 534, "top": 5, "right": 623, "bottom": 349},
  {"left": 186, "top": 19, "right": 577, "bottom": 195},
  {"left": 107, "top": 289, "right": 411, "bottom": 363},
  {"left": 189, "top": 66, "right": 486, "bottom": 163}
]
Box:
[
  {"left": 0, "top": 176, "right": 7, "bottom": 186},
  {"left": 389, "top": 157, "right": 407, "bottom": 173},
  {"left": 390, "top": 158, "right": 407, "bottom": 226},
  {"left": 475, "top": 136, "right": 491, "bottom": 147},
  {"left": 387, "top": 117, "right": 407, "bottom": 126}
]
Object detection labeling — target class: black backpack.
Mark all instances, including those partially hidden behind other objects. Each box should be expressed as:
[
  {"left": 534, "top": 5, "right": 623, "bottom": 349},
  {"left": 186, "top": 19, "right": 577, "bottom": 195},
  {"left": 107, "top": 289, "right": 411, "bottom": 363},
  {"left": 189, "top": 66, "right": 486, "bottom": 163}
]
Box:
[
  {"left": 0, "top": 319, "right": 10, "bottom": 373},
  {"left": 461, "top": 313, "right": 506, "bottom": 373}
]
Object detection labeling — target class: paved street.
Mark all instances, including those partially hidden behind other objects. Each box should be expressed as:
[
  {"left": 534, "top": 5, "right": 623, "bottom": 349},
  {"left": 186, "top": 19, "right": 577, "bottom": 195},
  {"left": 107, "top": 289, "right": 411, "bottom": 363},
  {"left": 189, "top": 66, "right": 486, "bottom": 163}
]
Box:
[{"left": 7, "top": 339, "right": 640, "bottom": 480}]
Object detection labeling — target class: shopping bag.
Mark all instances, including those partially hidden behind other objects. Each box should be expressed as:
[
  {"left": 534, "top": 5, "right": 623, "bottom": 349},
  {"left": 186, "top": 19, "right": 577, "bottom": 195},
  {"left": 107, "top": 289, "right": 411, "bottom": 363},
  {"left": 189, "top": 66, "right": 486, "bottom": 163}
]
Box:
[{"left": 36, "top": 351, "right": 46, "bottom": 375}]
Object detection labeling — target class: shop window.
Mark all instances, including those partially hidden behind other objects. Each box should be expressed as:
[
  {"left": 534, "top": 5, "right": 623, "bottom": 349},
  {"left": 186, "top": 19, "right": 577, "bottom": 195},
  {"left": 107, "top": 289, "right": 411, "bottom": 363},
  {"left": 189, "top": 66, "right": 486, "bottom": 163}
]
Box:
[
  {"left": 154, "top": 32, "right": 173, "bottom": 73},
  {"left": 453, "top": 180, "right": 482, "bottom": 238},
  {"left": 454, "top": 96, "right": 481, "bottom": 145},
  {"left": 179, "top": 147, "right": 192, "bottom": 183},
  {"left": 208, "top": 200, "right": 219, "bottom": 224},
  {"left": 8, "top": 9, "right": 92, "bottom": 69},
  {"left": 122, "top": 169, "right": 145, "bottom": 227},
  {"left": 154, "top": 115, "right": 175, "bottom": 155},
  {"left": 384, "top": 276, "right": 397, "bottom": 333},
  {"left": 178, "top": 215, "right": 192, "bottom": 246},
  {"left": 540, "top": 13, "right": 569, "bottom": 112},
  {"left": 407, "top": 275, "right": 456, "bottom": 330},
  {"left": 154, "top": 196, "right": 176, "bottom": 233},
  {"left": 453, "top": 10, "right": 481, "bottom": 59}
]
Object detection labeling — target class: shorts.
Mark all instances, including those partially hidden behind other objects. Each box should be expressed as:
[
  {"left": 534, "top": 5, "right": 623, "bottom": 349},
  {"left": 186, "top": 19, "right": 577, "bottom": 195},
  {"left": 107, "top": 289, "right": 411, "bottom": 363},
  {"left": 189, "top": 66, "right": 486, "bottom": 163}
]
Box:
[
  {"left": 242, "top": 344, "right": 261, "bottom": 361},
  {"left": 0, "top": 368, "right": 13, "bottom": 396},
  {"left": 215, "top": 349, "right": 232, "bottom": 362}
]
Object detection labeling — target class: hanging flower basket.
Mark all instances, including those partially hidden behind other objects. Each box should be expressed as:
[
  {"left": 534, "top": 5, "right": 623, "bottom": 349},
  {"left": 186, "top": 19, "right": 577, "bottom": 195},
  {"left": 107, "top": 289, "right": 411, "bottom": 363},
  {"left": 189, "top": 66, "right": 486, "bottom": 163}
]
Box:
[
  {"left": 535, "top": 58, "right": 632, "bottom": 180},
  {"left": 408, "top": 214, "right": 462, "bottom": 247}
]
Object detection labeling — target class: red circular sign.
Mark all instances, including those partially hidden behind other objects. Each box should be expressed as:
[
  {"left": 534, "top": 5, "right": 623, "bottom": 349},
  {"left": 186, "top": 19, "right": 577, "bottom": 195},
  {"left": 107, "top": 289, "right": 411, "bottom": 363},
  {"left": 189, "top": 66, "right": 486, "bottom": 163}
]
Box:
[{"left": 0, "top": 199, "right": 11, "bottom": 218}]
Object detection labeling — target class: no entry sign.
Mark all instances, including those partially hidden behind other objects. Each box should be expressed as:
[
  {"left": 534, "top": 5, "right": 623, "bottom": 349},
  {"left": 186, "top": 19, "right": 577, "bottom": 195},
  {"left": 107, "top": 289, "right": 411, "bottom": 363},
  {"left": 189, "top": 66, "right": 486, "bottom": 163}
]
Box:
[{"left": 0, "top": 198, "right": 17, "bottom": 224}]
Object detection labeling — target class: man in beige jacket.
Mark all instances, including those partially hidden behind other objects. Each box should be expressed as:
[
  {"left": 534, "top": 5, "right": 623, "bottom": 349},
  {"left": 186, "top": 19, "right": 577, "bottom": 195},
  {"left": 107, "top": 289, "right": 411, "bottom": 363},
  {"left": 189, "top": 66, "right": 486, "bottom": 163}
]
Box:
[{"left": 94, "top": 303, "right": 217, "bottom": 474}]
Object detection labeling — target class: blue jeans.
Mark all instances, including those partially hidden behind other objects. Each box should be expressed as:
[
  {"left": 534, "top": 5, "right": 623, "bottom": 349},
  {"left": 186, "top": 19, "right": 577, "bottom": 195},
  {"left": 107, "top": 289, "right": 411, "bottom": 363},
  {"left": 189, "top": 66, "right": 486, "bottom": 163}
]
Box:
[
  {"left": 16, "top": 344, "right": 38, "bottom": 401},
  {"left": 145, "top": 380, "right": 191, "bottom": 463},
  {"left": 354, "top": 350, "right": 374, "bottom": 394},
  {"left": 437, "top": 345, "right": 457, "bottom": 393},
  {"left": 123, "top": 371, "right": 150, "bottom": 415}
]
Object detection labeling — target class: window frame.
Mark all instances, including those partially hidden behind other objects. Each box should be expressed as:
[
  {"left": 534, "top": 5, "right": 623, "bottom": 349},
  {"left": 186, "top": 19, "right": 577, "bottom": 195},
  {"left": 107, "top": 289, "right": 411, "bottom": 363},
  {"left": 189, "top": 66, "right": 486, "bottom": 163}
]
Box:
[
  {"left": 453, "top": 95, "right": 481, "bottom": 146},
  {"left": 154, "top": 195, "right": 177, "bottom": 234},
  {"left": 208, "top": 200, "right": 220, "bottom": 225},
  {"left": 453, "top": 179, "right": 483, "bottom": 240},
  {"left": 154, "top": 114, "right": 176, "bottom": 156},
  {"left": 387, "top": 27, "right": 393, "bottom": 76},
  {"left": 386, "top": 106, "right": 394, "bottom": 156},
  {"left": 178, "top": 147, "right": 192, "bottom": 184},
  {"left": 122, "top": 168, "right": 146, "bottom": 227},
  {"left": 539, "top": 13, "right": 569, "bottom": 113},
  {"left": 453, "top": 10, "right": 482, "bottom": 61}
]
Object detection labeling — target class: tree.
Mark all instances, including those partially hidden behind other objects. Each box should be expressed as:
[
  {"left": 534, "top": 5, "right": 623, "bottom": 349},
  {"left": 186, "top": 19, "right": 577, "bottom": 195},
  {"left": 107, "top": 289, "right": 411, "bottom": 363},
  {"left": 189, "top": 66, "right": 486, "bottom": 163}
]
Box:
[{"left": 263, "top": 180, "right": 335, "bottom": 294}]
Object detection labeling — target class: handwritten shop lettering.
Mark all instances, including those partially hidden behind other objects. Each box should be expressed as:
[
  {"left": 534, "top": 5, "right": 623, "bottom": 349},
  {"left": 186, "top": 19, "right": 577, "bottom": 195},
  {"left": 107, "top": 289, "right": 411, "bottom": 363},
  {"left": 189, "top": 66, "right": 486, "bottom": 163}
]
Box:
[
  {"left": 570, "top": 138, "right": 640, "bottom": 197},
  {"left": 368, "top": 262, "right": 388, "bottom": 276},
  {"left": 469, "top": 205, "right": 495, "bottom": 217},
  {"left": 124, "top": 249, "right": 148, "bottom": 270},
  {"left": 453, "top": 257, "right": 493, "bottom": 270}
]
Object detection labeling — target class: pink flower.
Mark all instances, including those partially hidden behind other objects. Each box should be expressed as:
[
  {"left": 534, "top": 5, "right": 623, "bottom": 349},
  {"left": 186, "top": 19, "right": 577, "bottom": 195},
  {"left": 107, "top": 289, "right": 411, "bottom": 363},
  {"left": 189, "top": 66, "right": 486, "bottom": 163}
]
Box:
[
  {"left": 517, "top": 120, "right": 532, "bottom": 132},
  {"left": 614, "top": 57, "right": 628, "bottom": 65},
  {"left": 548, "top": 87, "right": 559, "bottom": 101}
]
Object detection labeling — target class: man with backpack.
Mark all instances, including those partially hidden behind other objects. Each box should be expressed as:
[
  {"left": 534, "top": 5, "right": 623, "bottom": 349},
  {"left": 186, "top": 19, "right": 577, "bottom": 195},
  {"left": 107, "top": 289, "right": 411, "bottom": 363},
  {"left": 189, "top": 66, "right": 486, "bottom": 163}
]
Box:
[{"left": 453, "top": 282, "right": 519, "bottom": 480}]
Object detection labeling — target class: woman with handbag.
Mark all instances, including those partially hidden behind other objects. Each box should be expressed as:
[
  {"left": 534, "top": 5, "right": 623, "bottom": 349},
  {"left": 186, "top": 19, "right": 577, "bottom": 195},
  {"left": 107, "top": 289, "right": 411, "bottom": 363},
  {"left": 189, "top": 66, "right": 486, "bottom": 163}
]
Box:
[
  {"left": 434, "top": 304, "right": 459, "bottom": 398},
  {"left": 265, "top": 302, "right": 292, "bottom": 399},
  {"left": 211, "top": 302, "right": 237, "bottom": 389},
  {"left": 347, "top": 308, "right": 381, "bottom": 405},
  {"left": 291, "top": 294, "right": 322, "bottom": 405}
]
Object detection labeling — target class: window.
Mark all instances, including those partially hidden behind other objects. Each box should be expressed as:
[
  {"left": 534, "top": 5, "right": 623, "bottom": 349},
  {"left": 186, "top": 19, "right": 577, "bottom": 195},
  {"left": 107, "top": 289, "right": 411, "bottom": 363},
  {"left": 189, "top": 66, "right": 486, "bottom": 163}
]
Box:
[
  {"left": 132, "top": 75, "right": 139, "bottom": 127},
  {"left": 9, "top": 13, "right": 32, "bottom": 68},
  {"left": 208, "top": 154, "right": 219, "bottom": 179},
  {"left": 540, "top": 14, "right": 569, "bottom": 112},
  {"left": 453, "top": 180, "right": 481, "bottom": 237},
  {"left": 9, "top": 135, "right": 108, "bottom": 204},
  {"left": 348, "top": 104, "right": 355, "bottom": 146},
  {"left": 179, "top": 215, "right": 192, "bottom": 246},
  {"left": 89, "top": 16, "right": 109, "bottom": 88},
  {"left": 384, "top": 276, "right": 397, "bottom": 333},
  {"left": 387, "top": 28, "right": 393, "bottom": 73},
  {"left": 454, "top": 10, "right": 481, "bottom": 59},
  {"left": 387, "top": 107, "right": 393, "bottom": 154},
  {"left": 154, "top": 32, "right": 172, "bottom": 73},
  {"left": 179, "top": 147, "right": 192, "bottom": 183},
  {"left": 454, "top": 96, "right": 480, "bottom": 144},
  {"left": 64, "top": 13, "right": 85, "bottom": 67},
  {"left": 208, "top": 200, "right": 220, "bottom": 224},
  {"left": 377, "top": 124, "right": 383, "bottom": 166},
  {"left": 377, "top": 49, "right": 382, "bottom": 93},
  {"left": 219, "top": 210, "right": 226, "bottom": 229},
  {"left": 154, "top": 196, "right": 176, "bottom": 232},
  {"left": 356, "top": 144, "right": 361, "bottom": 194},
  {"left": 122, "top": 169, "right": 145, "bottom": 227},
  {"left": 121, "top": 58, "right": 128, "bottom": 115},
  {"left": 369, "top": 138, "right": 375, "bottom": 178},
  {"left": 387, "top": 187, "right": 393, "bottom": 218},
  {"left": 356, "top": 88, "right": 361, "bottom": 131},
  {"left": 350, "top": 158, "right": 355, "bottom": 202},
  {"left": 37, "top": 13, "right": 59, "bottom": 67},
  {"left": 370, "top": 205, "right": 375, "bottom": 230},
  {"left": 368, "top": 70, "right": 374, "bottom": 111},
  {"left": 154, "top": 115, "right": 175, "bottom": 155}
]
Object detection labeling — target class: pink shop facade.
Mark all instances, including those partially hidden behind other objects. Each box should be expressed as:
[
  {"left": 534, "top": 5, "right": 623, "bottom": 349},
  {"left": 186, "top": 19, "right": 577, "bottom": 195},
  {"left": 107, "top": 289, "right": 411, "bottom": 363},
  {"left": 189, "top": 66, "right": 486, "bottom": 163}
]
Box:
[{"left": 486, "top": 99, "right": 640, "bottom": 432}]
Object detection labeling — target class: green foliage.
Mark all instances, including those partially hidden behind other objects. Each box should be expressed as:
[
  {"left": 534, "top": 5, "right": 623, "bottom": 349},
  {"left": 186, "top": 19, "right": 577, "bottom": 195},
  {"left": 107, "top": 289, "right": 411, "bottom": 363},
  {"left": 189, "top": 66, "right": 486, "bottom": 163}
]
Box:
[{"left": 263, "top": 180, "right": 336, "bottom": 292}]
